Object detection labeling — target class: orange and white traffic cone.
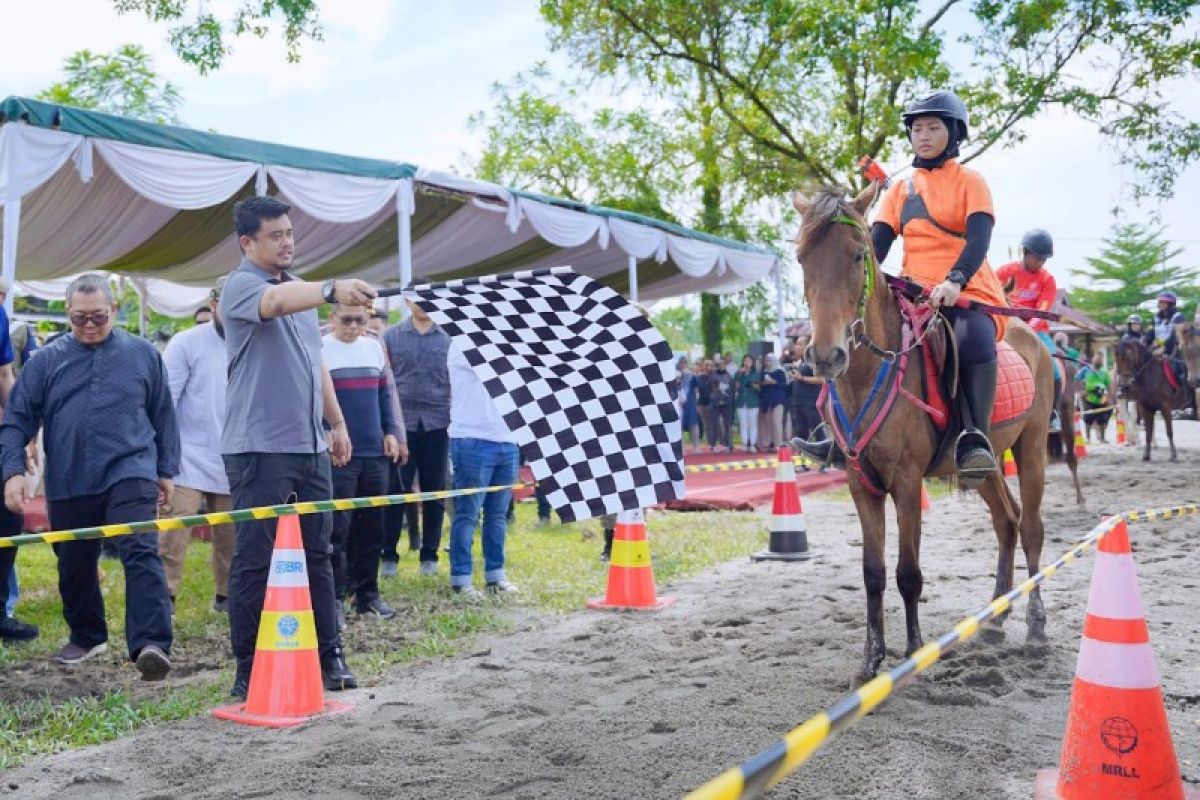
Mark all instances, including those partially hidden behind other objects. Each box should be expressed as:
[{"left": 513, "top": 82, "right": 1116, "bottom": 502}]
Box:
[
  {"left": 1034, "top": 518, "right": 1198, "bottom": 799},
  {"left": 1116, "top": 412, "right": 1127, "bottom": 445},
  {"left": 213, "top": 514, "right": 352, "bottom": 728},
  {"left": 587, "top": 509, "right": 675, "bottom": 610},
  {"left": 1003, "top": 449, "right": 1018, "bottom": 477},
  {"left": 920, "top": 482, "right": 932, "bottom": 513},
  {"left": 752, "top": 447, "right": 812, "bottom": 561},
  {"left": 1073, "top": 414, "right": 1088, "bottom": 458}
]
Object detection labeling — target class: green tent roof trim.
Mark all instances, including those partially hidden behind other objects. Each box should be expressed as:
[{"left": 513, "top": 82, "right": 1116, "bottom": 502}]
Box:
[{"left": 1, "top": 97, "right": 417, "bottom": 180}]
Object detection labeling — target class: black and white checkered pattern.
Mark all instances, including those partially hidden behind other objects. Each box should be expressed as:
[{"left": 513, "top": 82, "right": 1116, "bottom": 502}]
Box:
[{"left": 409, "top": 267, "right": 684, "bottom": 522}]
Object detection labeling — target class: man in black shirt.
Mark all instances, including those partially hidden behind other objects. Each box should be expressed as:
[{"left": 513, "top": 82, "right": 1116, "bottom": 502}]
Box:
[{"left": 1, "top": 274, "right": 179, "bottom": 678}]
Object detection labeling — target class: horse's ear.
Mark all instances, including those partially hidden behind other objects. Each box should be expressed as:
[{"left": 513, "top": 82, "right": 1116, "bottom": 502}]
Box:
[
  {"left": 791, "top": 190, "right": 812, "bottom": 216},
  {"left": 850, "top": 183, "right": 878, "bottom": 216}
]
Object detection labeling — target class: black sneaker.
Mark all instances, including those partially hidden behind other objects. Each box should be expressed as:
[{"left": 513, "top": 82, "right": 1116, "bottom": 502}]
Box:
[
  {"left": 355, "top": 598, "right": 396, "bottom": 620},
  {"left": 321, "top": 647, "right": 357, "bottom": 691},
  {"left": 230, "top": 671, "right": 250, "bottom": 700},
  {"left": 212, "top": 595, "right": 228, "bottom": 613},
  {"left": 0, "top": 615, "right": 39, "bottom": 642},
  {"left": 135, "top": 644, "right": 171, "bottom": 681}
]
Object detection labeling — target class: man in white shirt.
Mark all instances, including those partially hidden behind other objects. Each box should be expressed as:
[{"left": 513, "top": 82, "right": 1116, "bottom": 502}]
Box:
[
  {"left": 447, "top": 337, "right": 520, "bottom": 598},
  {"left": 160, "top": 280, "right": 235, "bottom": 613}
]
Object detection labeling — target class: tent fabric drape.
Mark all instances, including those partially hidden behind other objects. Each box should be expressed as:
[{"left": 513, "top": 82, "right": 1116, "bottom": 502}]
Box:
[{"left": 1, "top": 97, "right": 782, "bottom": 316}]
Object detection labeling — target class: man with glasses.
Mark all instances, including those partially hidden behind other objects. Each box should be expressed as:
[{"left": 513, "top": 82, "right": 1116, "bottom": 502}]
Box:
[
  {"left": 1, "top": 274, "right": 178, "bottom": 677},
  {"left": 219, "top": 196, "right": 375, "bottom": 699},
  {"left": 159, "top": 278, "right": 234, "bottom": 613},
  {"left": 322, "top": 304, "right": 405, "bottom": 622}
]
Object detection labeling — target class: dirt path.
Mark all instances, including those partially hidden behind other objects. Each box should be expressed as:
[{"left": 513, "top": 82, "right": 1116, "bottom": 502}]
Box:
[{"left": 4, "top": 431, "right": 1199, "bottom": 799}]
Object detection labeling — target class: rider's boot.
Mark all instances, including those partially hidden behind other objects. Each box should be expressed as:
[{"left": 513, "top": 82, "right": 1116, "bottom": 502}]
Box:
[
  {"left": 956, "top": 360, "right": 998, "bottom": 489},
  {"left": 789, "top": 422, "right": 846, "bottom": 469},
  {"left": 1048, "top": 372, "right": 1062, "bottom": 433}
]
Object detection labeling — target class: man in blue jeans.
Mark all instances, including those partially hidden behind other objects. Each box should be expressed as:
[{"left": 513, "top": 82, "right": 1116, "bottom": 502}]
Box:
[{"left": 446, "top": 337, "right": 519, "bottom": 598}]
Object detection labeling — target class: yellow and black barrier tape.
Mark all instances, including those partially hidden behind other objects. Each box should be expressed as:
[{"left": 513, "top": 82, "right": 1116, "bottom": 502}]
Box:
[
  {"left": 684, "top": 502, "right": 1198, "bottom": 800},
  {"left": 0, "top": 483, "right": 529, "bottom": 549},
  {"left": 684, "top": 456, "right": 818, "bottom": 474}
]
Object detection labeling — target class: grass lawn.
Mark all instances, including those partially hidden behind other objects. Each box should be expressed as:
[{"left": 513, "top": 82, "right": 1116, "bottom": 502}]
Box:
[{"left": 0, "top": 503, "right": 770, "bottom": 768}]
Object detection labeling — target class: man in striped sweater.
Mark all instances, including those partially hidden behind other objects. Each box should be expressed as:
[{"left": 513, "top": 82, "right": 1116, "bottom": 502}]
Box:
[{"left": 322, "top": 304, "right": 406, "bottom": 622}]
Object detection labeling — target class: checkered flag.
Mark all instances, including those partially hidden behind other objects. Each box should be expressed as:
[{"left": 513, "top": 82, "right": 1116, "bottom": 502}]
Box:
[{"left": 408, "top": 267, "right": 684, "bottom": 521}]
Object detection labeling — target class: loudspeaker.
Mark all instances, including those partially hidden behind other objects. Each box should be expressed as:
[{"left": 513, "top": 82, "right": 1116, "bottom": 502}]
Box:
[{"left": 747, "top": 340, "right": 774, "bottom": 358}]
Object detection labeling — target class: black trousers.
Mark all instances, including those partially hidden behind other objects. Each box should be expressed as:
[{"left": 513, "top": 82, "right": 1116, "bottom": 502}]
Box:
[
  {"left": 0, "top": 501, "right": 24, "bottom": 616},
  {"left": 381, "top": 462, "right": 420, "bottom": 559},
  {"left": 791, "top": 404, "right": 823, "bottom": 440},
  {"left": 382, "top": 427, "right": 449, "bottom": 564},
  {"left": 47, "top": 479, "right": 172, "bottom": 659},
  {"left": 225, "top": 452, "right": 338, "bottom": 669},
  {"left": 331, "top": 456, "right": 388, "bottom": 605}
]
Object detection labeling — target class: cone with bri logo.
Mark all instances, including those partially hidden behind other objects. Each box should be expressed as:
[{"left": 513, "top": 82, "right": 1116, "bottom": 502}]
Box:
[
  {"left": 1116, "top": 411, "right": 1127, "bottom": 445},
  {"left": 920, "top": 482, "right": 932, "bottom": 513},
  {"left": 213, "top": 513, "right": 352, "bottom": 727},
  {"left": 752, "top": 448, "right": 812, "bottom": 561},
  {"left": 1003, "top": 449, "right": 1018, "bottom": 477},
  {"left": 1034, "top": 518, "right": 1198, "bottom": 799},
  {"left": 1073, "top": 413, "right": 1088, "bottom": 458},
  {"left": 587, "top": 509, "right": 675, "bottom": 610}
]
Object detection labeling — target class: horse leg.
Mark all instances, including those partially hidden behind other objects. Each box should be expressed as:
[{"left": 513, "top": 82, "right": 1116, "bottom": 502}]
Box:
[
  {"left": 852, "top": 488, "right": 888, "bottom": 684},
  {"left": 1013, "top": 436, "right": 1048, "bottom": 641},
  {"left": 891, "top": 481, "right": 925, "bottom": 657},
  {"left": 1163, "top": 404, "right": 1178, "bottom": 461},
  {"left": 976, "top": 473, "right": 1019, "bottom": 640},
  {"left": 1061, "top": 398, "right": 1083, "bottom": 505},
  {"left": 1142, "top": 403, "right": 1155, "bottom": 462}
]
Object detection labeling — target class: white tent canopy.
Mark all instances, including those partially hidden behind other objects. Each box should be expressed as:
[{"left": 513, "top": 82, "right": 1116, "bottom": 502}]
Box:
[{"left": 0, "top": 97, "right": 780, "bottom": 317}]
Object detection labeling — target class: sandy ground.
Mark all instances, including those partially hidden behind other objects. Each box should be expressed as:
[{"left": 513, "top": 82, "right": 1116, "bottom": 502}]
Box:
[{"left": 4, "top": 425, "right": 1199, "bottom": 800}]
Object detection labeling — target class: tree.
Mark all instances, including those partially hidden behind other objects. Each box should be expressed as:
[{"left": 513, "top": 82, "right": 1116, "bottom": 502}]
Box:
[
  {"left": 651, "top": 305, "right": 700, "bottom": 352},
  {"left": 1070, "top": 223, "right": 1200, "bottom": 326},
  {"left": 37, "top": 44, "right": 182, "bottom": 123},
  {"left": 112, "top": 0, "right": 322, "bottom": 74},
  {"left": 542, "top": 0, "right": 1200, "bottom": 199}
]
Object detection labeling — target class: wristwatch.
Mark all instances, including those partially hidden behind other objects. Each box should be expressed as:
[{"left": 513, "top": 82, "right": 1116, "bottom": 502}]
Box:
[
  {"left": 946, "top": 269, "right": 968, "bottom": 288},
  {"left": 321, "top": 279, "right": 337, "bottom": 304}
]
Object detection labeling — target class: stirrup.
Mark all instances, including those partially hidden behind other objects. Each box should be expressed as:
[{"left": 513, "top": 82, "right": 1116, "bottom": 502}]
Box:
[
  {"left": 789, "top": 423, "right": 845, "bottom": 469},
  {"left": 955, "top": 428, "right": 997, "bottom": 489}
]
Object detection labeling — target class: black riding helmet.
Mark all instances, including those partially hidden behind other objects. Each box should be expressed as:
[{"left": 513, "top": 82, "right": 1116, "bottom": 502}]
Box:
[
  {"left": 902, "top": 90, "right": 970, "bottom": 142},
  {"left": 1021, "top": 228, "right": 1054, "bottom": 259}
]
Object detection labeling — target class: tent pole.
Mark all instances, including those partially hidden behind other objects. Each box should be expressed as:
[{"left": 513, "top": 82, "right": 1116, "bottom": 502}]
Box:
[
  {"left": 627, "top": 254, "right": 638, "bottom": 304},
  {"left": 775, "top": 262, "right": 786, "bottom": 354},
  {"left": 2, "top": 200, "right": 20, "bottom": 316},
  {"left": 398, "top": 181, "right": 413, "bottom": 290}
]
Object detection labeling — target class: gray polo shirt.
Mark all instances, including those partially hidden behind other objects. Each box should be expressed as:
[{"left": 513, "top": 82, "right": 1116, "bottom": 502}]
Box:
[{"left": 219, "top": 258, "right": 327, "bottom": 455}]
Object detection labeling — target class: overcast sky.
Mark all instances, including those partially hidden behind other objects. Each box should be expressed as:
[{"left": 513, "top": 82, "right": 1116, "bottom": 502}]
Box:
[{"left": 3, "top": 0, "right": 1197, "bottom": 295}]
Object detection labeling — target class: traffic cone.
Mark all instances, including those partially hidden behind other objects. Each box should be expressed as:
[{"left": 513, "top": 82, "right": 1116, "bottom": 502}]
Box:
[
  {"left": 1116, "top": 413, "right": 1127, "bottom": 445},
  {"left": 213, "top": 514, "right": 353, "bottom": 728},
  {"left": 920, "top": 482, "right": 932, "bottom": 513},
  {"left": 1034, "top": 519, "right": 1198, "bottom": 799},
  {"left": 752, "top": 448, "right": 812, "bottom": 561},
  {"left": 1073, "top": 414, "right": 1088, "bottom": 458},
  {"left": 587, "top": 509, "right": 675, "bottom": 610},
  {"left": 1003, "top": 449, "right": 1018, "bottom": 477}
]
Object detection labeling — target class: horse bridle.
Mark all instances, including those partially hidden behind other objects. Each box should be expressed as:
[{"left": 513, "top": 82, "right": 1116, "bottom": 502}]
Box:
[{"left": 829, "top": 214, "right": 937, "bottom": 363}]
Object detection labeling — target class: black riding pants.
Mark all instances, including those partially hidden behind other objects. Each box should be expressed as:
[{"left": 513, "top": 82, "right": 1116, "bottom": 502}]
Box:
[{"left": 943, "top": 306, "right": 997, "bottom": 366}]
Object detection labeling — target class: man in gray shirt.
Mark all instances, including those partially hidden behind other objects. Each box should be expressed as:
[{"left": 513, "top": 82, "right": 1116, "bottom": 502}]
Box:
[
  {"left": 219, "top": 196, "right": 375, "bottom": 700},
  {"left": 382, "top": 299, "right": 451, "bottom": 576}
]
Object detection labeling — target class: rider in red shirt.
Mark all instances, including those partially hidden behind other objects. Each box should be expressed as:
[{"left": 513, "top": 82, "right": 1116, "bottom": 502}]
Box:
[{"left": 996, "top": 229, "right": 1062, "bottom": 429}]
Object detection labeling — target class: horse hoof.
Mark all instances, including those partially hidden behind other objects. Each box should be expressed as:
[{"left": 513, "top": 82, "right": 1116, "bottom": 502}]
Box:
[
  {"left": 979, "top": 625, "right": 1006, "bottom": 645},
  {"left": 1027, "top": 626, "right": 1048, "bottom": 643}
]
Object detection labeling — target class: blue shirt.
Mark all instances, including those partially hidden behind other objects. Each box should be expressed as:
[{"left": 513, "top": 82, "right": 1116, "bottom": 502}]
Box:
[
  {"left": 383, "top": 317, "right": 451, "bottom": 432},
  {"left": 0, "top": 328, "right": 180, "bottom": 501}
]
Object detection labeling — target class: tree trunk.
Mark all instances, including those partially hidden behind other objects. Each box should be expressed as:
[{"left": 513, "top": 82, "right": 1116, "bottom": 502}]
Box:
[{"left": 698, "top": 77, "right": 722, "bottom": 357}]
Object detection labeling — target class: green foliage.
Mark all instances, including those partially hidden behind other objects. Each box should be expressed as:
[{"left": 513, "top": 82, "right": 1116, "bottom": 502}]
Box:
[
  {"left": 37, "top": 44, "right": 182, "bottom": 123},
  {"left": 541, "top": 0, "right": 1199, "bottom": 199},
  {"left": 700, "top": 293, "right": 722, "bottom": 355},
  {"left": 651, "top": 305, "right": 700, "bottom": 351},
  {"left": 1070, "top": 223, "right": 1200, "bottom": 326},
  {"left": 111, "top": 0, "right": 322, "bottom": 74}
]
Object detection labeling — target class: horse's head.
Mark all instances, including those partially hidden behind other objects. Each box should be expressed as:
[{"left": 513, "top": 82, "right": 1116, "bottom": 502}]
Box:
[
  {"left": 791, "top": 184, "right": 878, "bottom": 378},
  {"left": 1114, "top": 338, "right": 1148, "bottom": 389}
]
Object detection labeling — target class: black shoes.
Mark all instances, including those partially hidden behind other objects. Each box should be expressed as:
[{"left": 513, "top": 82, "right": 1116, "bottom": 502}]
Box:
[
  {"left": 0, "top": 615, "right": 39, "bottom": 642},
  {"left": 355, "top": 597, "right": 396, "bottom": 620},
  {"left": 321, "top": 647, "right": 357, "bottom": 691}
]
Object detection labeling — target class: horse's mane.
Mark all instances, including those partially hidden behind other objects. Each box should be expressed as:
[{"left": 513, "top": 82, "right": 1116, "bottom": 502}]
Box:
[{"left": 798, "top": 187, "right": 863, "bottom": 251}]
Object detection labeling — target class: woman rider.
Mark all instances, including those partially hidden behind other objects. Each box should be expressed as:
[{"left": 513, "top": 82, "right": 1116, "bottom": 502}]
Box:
[
  {"left": 1120, "top": 314, "right": 1145, "bottom": 343},
  {"left": 874, "top": 90, "right": 1009, "bottom": 487}
]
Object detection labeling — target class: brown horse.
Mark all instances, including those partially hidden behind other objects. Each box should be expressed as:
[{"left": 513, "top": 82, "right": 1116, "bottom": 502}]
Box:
[
  {"left": 792, "top": 187, "right": 1054, "bottom": 683},
  {"left": 1113, "top": 337, "right": 1188, "bottom": 461},
  {"left": 1179, "top": 319, "right": 1200, "bottom": 408}
]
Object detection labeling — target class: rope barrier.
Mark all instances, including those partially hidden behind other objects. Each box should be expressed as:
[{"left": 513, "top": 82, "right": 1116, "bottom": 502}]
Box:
[
  {"left": 684, "top": 502, "right": 1199, "bottom": 800},
  {"left": 1, "top": 455, "right": 823, "bottom": 549}
]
